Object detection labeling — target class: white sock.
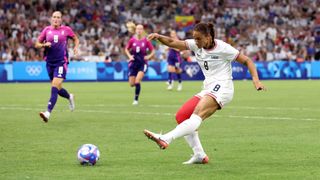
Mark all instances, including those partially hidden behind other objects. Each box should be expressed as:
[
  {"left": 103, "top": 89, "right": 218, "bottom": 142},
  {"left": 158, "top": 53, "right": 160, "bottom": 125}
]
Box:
[
  {"left": 162, "top": 114, "right": 202, "bottom": 144},
  {"left": 45, "top": 111, "right": 51, "bottom": 118},
  {"left": 184, "top": 131, "right": 205, "bottom": 155}
]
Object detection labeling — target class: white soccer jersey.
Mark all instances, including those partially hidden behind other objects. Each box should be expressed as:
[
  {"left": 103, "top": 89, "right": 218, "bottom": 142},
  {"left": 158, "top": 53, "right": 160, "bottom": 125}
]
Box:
[{"left": 185, "top": 39, "right": 239, "bottom": 85}]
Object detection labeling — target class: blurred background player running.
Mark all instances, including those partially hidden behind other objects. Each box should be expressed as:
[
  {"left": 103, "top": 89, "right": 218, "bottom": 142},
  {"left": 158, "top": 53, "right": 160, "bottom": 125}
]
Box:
[
  {"left": 35, "top": 11, "right": 79, "bottom": 122},
  {"left": 166, "top": 30, "right": 193, "bottom": 91},
  {"left": 124, "top": 23, "right": 155, "bottom": 105}
]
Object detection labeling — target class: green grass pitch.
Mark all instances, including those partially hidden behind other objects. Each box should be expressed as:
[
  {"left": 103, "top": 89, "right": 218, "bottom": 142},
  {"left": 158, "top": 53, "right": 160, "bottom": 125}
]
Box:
[{"left": 0, "top": 80, "right": 320, "bottom": 179}]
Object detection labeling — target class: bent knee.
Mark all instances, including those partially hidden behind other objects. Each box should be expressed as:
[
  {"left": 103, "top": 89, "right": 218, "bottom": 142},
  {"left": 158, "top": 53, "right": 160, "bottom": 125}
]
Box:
[
  {"left": 129, "top": 82, "right": 135, "bottom": 87},
  {"left": 51, "top": 82, "right": 62, "bottom": 89}
]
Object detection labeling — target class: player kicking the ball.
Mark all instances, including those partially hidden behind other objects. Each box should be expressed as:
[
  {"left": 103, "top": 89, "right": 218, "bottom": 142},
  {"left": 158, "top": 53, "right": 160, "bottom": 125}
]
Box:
[{"left": 144, "top": 22, "right": 266, "bottom": 164}]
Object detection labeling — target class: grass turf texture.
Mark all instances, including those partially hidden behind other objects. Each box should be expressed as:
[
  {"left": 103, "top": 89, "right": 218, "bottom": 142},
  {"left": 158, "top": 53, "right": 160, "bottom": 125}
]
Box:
[{"left": 0, "top": 80, "right": 319, "bottom": 179}]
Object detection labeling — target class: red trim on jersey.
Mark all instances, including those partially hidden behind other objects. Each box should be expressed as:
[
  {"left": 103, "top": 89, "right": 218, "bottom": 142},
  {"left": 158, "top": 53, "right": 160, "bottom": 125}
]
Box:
[
  {"left": 233, "top": 51, "right": 240, "bottom": 61},
  {"left": 207, "top": 93, "right": 217, "bottom": 99}
]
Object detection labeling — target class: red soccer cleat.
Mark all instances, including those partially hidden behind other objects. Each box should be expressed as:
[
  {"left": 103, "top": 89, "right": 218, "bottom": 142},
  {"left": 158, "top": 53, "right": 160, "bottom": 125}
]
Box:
[
  {"left": 143, "top": 129, "right": 168, "bottom": 149},
  {"left": 183, "top": 154, "right": 209, "bottom": 164}
]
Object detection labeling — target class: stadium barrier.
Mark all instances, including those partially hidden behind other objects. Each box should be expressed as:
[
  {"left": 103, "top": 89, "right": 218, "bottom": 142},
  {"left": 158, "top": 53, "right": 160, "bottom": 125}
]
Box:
[{"left": 0, "top": 61, "right": 319, "bottom": 82}]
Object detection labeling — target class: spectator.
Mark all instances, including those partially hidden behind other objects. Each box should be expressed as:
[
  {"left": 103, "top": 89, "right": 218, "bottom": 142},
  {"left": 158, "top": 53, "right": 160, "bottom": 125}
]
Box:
[{"left": 0, "top": 0, "right": 319, "bottom": 62}]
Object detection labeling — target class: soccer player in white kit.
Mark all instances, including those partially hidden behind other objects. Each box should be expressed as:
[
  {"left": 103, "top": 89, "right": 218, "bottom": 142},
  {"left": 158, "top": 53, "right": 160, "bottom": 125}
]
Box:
[{"left": 144, "top": 22, "right": 266, "bottom": 164}]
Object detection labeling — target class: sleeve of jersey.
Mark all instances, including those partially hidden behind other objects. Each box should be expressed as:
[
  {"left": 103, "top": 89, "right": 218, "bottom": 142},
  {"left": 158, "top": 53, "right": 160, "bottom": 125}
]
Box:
[
  {"left": 147, "top": 40, "right": 154, "bottom": 51},
  {"left": 38, "top": 27, "right": 47, "bottom": 42},
  {"left": 185, "top": 39, "right": 198, "bottom": 52},
  {"left": 125, "top": 38, "right": 133, "bottom": 49},
  {"left": 224, "top": 44, "right": 240, "bottom": 61},
  {"left": 67, "top": 26, "right": 75, "bottom": 38}
]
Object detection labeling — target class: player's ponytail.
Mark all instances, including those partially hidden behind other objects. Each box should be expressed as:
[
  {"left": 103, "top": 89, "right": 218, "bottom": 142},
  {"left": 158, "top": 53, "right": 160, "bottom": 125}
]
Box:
[
  {"left": 207, "top": 23, "right": 215, "bottom": 43},
  {"left": 126, "top": 21, "right": 136, "bottom": 34}
]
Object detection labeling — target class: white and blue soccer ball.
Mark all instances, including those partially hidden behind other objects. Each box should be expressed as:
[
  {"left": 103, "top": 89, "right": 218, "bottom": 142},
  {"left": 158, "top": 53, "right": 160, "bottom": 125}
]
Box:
[{"left": 77, "top": 144, "right": 100, "bottom": 166}]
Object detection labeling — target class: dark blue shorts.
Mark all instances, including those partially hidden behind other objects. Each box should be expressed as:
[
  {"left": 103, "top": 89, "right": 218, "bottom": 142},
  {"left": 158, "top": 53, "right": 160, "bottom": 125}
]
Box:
[
  {"left": 46, "top": 63, "right": 68, "bottom": 80},
  {"left": 167, "top": 59, "right": 181, "bottom": 68},
  {"left": 128, "top": 61, "right": 147, "bottom": 76}
]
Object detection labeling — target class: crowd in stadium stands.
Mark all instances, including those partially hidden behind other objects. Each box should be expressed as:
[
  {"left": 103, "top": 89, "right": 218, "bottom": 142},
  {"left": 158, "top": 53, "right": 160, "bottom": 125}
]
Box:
[{"left": 0, "top": 0, "right": 320, "bottom": 63}]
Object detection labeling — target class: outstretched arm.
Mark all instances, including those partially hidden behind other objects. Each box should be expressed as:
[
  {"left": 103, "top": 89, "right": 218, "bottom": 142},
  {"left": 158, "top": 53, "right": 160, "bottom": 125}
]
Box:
[
  {"left": 147, "top": 33, "right": 188, "bottom": 51},
  {"left": 236, "top": 53, "right": 266, "bottom": 91},
  {"left": 124, "top": 47, "right": 134, "bottom": 61}
]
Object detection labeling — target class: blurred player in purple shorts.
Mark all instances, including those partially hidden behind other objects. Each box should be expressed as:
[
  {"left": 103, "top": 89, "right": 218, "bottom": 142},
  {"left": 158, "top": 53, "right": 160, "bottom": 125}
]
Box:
[
  {"left": 125, "top": 24, "right": 155, "bottom": 105},
  {"left": 35, "top": 11, "right": 79, "bottom": 123},
  {"left": 166, "top": 30, "right": 193, "bottom": 91}
]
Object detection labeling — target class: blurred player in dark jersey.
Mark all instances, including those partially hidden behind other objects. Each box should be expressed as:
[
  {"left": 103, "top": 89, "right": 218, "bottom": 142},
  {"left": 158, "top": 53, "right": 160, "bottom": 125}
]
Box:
[
  {"left": 35, "top": 11, "right": 79, "bottom": 122},
  {"left": 166, "top": 30, "right": 193, "bottom": 91}
]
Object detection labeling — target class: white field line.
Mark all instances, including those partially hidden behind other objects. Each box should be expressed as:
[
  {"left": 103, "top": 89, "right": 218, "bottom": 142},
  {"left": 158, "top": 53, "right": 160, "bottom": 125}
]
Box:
[
  {"left": 0, "top": 106, "right": 319, "bottom": 122},
  {"left": 0, "top": 104, "right": 319, "bottom": 112}
]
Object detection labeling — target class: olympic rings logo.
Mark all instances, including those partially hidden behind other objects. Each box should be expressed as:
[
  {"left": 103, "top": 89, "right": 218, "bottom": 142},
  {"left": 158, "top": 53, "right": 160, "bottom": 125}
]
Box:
[
  {"left": 184, "top": 64, "right": 200, "bottom": 75},
  {"left": 26, "top": 65, "right": 42, "bottom": 76}
]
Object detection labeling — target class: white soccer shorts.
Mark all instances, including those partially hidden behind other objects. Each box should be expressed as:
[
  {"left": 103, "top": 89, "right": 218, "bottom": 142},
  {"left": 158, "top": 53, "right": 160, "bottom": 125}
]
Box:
[{"left": 195, "top": 80, "right": 234, "bottom": 109}]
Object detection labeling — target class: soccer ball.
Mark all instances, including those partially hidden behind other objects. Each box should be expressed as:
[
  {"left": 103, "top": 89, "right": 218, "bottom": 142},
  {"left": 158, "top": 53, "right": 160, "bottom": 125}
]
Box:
[{"left": 77, "top": 144, "right": 100, "bottom": 166}]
